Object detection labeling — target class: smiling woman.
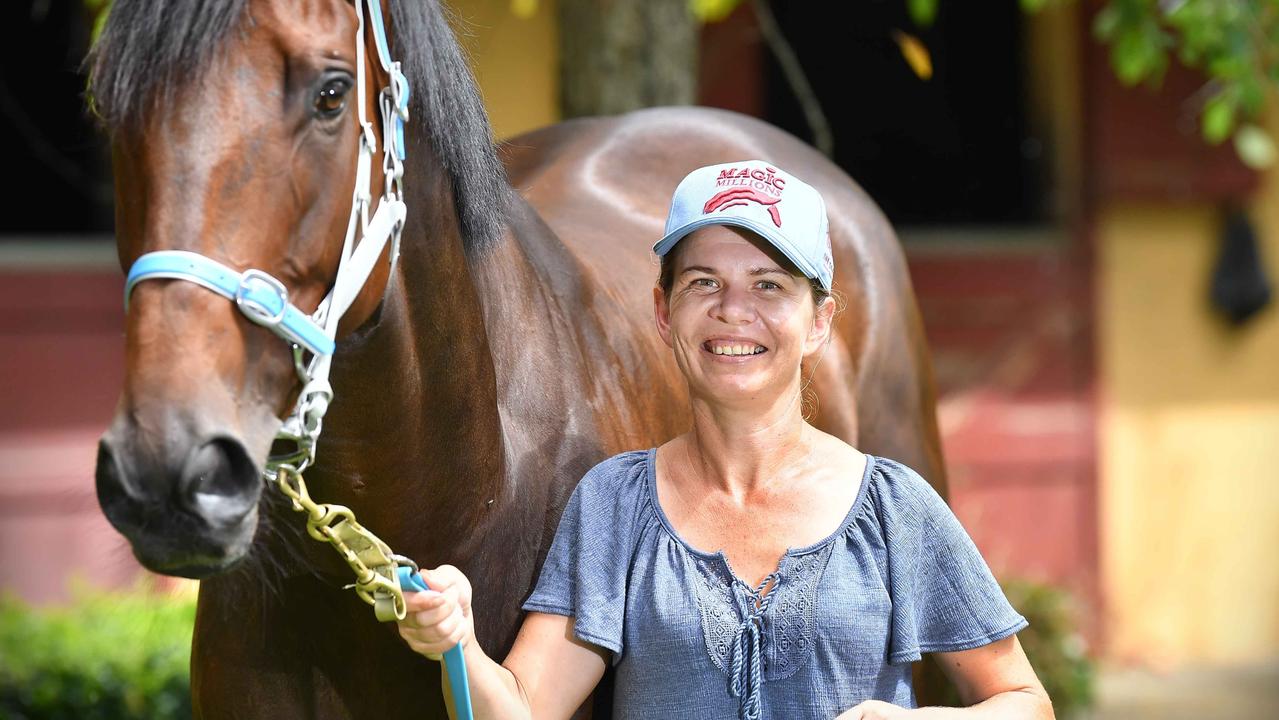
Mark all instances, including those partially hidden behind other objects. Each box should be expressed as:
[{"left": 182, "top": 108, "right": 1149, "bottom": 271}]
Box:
[{"left": 396, "top": 162, "right": 1055, "bottom": 720}]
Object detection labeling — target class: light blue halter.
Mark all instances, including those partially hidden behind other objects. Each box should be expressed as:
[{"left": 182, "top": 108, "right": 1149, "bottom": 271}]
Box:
[{"left": 121, "top": 2, "right": 471, "bottom": 717}]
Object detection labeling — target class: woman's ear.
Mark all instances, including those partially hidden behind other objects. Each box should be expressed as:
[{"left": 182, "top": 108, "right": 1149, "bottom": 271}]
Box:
[
  {"left": 804, "top": 295, "right": 836, "bottom": 357},
  {"left": 654, "top": 286, "right": 674, "bottom": 348}
]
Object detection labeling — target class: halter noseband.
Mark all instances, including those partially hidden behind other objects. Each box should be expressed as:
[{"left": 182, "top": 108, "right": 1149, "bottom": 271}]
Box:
[{"left": 123, "top": 0, "right": 409, "bottom": 472}]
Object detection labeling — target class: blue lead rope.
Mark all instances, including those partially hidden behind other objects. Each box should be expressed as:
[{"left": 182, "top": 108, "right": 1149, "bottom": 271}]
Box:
[{"left": 396, "top": 567, "right": 474, "bottom": 720}]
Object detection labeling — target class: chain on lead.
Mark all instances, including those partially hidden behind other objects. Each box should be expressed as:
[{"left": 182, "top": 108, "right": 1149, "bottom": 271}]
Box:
[{"left": 273, "top": 465, "right": 408, "bottom": 619}]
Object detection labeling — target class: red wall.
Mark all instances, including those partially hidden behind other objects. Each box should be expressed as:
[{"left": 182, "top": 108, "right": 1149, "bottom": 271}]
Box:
[{"left": 0, "top": 269, "right": 145, "bottom": 603}]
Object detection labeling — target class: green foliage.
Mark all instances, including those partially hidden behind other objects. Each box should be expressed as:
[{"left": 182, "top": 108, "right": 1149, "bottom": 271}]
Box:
[
  {"left": 936, "top": 578, "right": 1095, "bottom": 717},
  {"left": 1235, "top": 122, "right": 1278, "bottom": 168},
  {"left": 689, "top": 0, "right": 743, "bottom": 23},
  {"left": 1002, "top": 579, "right": 1094, "bottom": 718},
  {"left": 908, "top": 0, "right": 940, "bottom": 28},
  {"left": 1094, "top": 0, "right": 1279, "bottom": 157},
  {"left": 0, "top": 584, "right": 196, "bottom": 720},
  {"left": 83, "top": 0, "right": 110, "bottom": 46}
]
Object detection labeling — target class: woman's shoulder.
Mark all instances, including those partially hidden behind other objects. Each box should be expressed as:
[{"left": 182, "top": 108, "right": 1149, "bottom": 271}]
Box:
[
  {"left": 860, "top": 454, "right": 950, "bottom": 529},
  {"left": 568, "top": 448, "right": 654, "bottom": 511}
]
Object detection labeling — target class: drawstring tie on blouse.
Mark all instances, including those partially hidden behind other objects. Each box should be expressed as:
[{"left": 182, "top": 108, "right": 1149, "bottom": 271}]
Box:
[{"left": 728, "top": 572, "right": 781, "bottom": 720}]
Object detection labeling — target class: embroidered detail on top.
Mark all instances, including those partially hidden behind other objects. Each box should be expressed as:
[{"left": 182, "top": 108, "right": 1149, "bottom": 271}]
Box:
[
  {"left": 692, "top": 555, "right": 740, "bottom": 675},
  {"left": 765, "top": 547, "right": 831, "bottom": 679},
  {"left": 689, "top": 543, "right": 834, "bottom": 687}
]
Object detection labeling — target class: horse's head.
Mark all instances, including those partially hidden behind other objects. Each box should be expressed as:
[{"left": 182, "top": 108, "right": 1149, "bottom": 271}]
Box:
[{"left": 90, "top": 0, "right": 400, "bottom": 577}]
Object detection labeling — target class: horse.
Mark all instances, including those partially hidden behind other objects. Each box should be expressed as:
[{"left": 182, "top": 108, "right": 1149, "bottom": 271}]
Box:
[{"left": 89, "top": 0, "right": 946, "bottom": 716}]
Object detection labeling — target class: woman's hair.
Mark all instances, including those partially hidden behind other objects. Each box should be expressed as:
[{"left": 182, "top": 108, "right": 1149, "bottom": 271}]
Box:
[{"left": 657, "top": 240, "right": 833, "bottom": 307}]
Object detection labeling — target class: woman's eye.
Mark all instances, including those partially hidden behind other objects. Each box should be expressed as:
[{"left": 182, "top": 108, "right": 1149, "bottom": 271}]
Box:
[
  {"left": 758, "top": 281, "right": 781, "bottom": 290},
  {"left": 314, "top": 78, "right": 352, "bottom": 119},
  {"left": 690, "top": 278, "right": 717, "bottom": 288}
]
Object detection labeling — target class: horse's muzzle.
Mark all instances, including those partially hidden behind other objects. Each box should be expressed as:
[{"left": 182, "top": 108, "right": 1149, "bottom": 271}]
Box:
[{"left": 95, "top": 434, "right": 261, "bottom": 578}]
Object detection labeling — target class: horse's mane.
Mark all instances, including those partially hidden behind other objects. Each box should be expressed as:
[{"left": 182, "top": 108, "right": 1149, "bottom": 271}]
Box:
[{"left": 87, "top": 0, "right": 506, "bottom": 249}]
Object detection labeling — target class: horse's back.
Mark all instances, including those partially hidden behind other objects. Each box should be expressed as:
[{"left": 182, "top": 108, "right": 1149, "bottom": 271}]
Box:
[
  {"left": 501, "top": 107, "right": 944, "bottom": 481},
  {"left": 503, "top": 107, "right": 892, "bottom": 307}
]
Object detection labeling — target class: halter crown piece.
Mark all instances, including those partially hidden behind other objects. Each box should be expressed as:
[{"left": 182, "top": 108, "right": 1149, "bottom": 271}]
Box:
[{"left": 121, "top": 4, "right": 473, "bottom": 716}]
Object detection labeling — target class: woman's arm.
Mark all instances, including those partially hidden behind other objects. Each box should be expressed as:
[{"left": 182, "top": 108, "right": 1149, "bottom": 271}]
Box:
[
  {"left": 838, "top": 636, "right": 1054, "bottom": 719},
  {"left": 396, "top": 565, "right": 608, "bottom": 720}
]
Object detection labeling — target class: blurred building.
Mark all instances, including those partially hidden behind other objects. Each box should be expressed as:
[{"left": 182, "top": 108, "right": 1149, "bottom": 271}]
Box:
[{"left": 2, "top": 0, "right": 1277, "bottom": 679}]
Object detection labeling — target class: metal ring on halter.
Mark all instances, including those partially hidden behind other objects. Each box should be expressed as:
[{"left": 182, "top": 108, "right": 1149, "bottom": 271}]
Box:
[{"left": 235, "top": 269, "right": 289, "bottom": 328}]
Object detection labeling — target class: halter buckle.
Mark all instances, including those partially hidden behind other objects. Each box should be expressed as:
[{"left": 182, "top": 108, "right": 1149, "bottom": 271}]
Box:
[{"left": 235, "top": 269, "right": 289, "bottom": 328}]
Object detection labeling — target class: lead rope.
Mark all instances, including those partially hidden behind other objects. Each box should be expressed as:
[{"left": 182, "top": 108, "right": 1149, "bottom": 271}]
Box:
[{"left": 728, "top": 572, "right": 782, "bottom": 720}]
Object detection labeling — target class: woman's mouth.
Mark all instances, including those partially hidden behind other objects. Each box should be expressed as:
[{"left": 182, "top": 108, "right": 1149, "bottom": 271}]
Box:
[{"left": 703, "top": 340, "right": 768, "bottom": 356}]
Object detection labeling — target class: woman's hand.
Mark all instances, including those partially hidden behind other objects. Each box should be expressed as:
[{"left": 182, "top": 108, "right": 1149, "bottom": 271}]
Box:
[
  {"left": 395, "top": 564, "right": 474, "bottom": 661},
  {"left": 837, "top": 700, "right": 914, "bottom": 720}
]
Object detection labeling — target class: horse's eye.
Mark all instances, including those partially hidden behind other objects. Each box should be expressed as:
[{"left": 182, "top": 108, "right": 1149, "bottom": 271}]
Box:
[{"left": 314, "top": 78, "right": 351, "bottom": 119}]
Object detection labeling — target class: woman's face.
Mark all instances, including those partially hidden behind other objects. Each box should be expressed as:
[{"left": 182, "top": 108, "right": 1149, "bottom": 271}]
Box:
[{"left": 654, "top": 225, "right": 833, "bottom": 408}]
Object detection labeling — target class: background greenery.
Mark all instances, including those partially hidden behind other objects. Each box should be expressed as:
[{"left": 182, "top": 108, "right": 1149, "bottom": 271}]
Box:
[{"left": 0, "top": 584, "right": 195, "bottom": 720}]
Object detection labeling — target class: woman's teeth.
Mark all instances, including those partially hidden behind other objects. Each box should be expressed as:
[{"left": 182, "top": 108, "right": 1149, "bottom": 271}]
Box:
[{"left": 708, "top": 343, "right": 766, "bottom": 356}]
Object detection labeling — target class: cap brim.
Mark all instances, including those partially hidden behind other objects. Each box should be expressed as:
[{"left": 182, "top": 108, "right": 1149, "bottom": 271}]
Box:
[{"left": 652, "top": 215, "right": 827, "bottom": 289}]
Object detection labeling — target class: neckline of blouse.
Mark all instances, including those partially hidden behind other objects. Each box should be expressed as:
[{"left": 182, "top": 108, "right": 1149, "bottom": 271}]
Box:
[{"left": 642, "top": 447, "right": 878, "bottom": 575}]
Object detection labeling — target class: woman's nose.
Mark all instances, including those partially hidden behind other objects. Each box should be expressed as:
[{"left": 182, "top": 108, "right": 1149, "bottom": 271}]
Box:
[{"left": 712, "top": 285, "right": 755, "bottom": 324}]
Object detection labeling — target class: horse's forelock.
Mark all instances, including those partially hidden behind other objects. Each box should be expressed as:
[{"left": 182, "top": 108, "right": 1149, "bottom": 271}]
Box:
[
  {"left": 88, "top": 0, "right": 508, "bottom": 252},
  {"left": 87, "top": 0, "right": 250, "bottom": 131}
]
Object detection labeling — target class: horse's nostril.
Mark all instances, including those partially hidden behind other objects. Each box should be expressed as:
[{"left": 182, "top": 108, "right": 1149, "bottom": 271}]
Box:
[
  {"left": 95, "top": 438, "right": 134, "bottom": 517},
  {"left": 180, "top": 438, "right": 260, "bottom": 528}
]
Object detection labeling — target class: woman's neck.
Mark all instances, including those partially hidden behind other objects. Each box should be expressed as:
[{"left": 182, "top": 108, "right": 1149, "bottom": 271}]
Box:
[{"left": 682, "top": 383, "right": 815, "bottom": 498}]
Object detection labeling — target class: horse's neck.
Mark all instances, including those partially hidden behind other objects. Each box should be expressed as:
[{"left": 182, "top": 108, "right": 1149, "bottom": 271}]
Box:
[{"left": 320, "top": 168, "right": 508, "bottom": 554}]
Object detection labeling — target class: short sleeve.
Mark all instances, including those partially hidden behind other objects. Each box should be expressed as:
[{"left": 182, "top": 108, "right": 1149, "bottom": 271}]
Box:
[
  {"left": 872, "top": 459, "right": 1029, "bottom": 664},
  {"left": 522, "top": 451, "right": 649, "bottom": 661}
]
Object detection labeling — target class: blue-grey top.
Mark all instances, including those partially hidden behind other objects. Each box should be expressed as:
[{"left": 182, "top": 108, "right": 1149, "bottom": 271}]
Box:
[{"left": 522, "top": 449, "right": 1028, "bottom": 720}]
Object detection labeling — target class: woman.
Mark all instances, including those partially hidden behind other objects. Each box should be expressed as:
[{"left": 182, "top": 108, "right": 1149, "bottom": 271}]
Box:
[{"left": 397, "top": 162, "right": 1054, "bottom": 720}]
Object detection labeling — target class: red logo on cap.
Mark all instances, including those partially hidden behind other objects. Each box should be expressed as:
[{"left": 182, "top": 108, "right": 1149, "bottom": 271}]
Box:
[{"left": 704, "top": 188, "right": 783, "bottom": 228}]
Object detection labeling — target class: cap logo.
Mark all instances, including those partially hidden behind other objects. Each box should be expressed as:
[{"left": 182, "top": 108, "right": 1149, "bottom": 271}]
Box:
[{"left": 705, "top": 166, "right": 787, "bottom": 229}]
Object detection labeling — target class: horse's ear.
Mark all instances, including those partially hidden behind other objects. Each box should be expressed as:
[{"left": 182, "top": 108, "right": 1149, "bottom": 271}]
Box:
[{"left": 653, "top": 285, "right": 674, "bottom": 348}]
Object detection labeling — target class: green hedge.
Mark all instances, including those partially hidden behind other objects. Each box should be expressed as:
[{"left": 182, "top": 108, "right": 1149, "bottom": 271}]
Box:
[
  {"left": 0, "top": 584, "right": 195, "bottom": 720},
  {"left": 1002, "top": 578, "right": 1095, "bottom": 718}
]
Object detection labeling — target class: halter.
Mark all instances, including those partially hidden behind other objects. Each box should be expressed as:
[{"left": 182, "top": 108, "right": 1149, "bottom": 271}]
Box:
[
  {"left": 124, "top": 0, "right": 408, "bottom": 474},
  {"left": 121, "top": 3, "right": 472, "bottom": 716}
]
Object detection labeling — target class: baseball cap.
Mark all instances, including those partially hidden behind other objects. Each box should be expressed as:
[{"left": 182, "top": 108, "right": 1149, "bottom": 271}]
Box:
[{"left": 652, "top": 161, "right": 834, "bottom": 290}]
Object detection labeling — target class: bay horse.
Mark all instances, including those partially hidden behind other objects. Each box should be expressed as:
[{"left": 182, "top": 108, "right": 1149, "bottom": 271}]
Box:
[{"left": 89, "top": 0, "right": 946, "bottom": 716}]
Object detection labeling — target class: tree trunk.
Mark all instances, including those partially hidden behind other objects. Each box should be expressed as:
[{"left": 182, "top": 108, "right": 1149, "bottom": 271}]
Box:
[{"left": 558, "top": 0, "right": 697, "bottom": 118}]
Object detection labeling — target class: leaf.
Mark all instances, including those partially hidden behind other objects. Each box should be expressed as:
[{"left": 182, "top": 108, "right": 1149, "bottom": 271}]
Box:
[
  {"left": 1234, "top": 124, "right": 1277, "bottom": 169},
  {"left": 510, "top": 0, "right": 538, "bottom": 19},
  {"left": 1092, "top": 5, "right": 1121, "bottom": 40},
  {"left": 908, "top": 0, "right": 939, "bottom": 27},
  {"left": 893, "top": 30, "right": 933, "bottom": 81},
  {"left": 1111, "top": 25, "right": 1167, "bottom": 86},
  {"left": 689, "top": 0, "right": 743, "bottom": 23},
  {"left": 1202, "top": 92, "right": 1237, "bottom": 144}
]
